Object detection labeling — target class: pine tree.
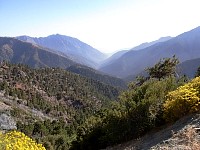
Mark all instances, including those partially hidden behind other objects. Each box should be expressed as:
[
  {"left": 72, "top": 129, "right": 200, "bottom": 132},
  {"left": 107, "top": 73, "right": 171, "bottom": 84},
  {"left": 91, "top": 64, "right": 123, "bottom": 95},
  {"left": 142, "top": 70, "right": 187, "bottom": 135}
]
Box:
[{"left": 146, "top": 55, "right": 179, "bottom": 79}]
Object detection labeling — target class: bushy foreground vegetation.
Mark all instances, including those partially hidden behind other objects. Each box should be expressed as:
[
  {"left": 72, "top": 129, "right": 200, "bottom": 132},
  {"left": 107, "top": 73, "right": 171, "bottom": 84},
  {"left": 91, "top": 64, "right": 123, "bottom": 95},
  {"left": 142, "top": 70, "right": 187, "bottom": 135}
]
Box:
[
  {"left": 70, "top": 76, "right": 187, "bottom": 149},
  {"left": 17, "top": 119, "right": 76, "bottom": 149},
  {"left": 0, "top": 131, "right": 45, "bottom": 150}
]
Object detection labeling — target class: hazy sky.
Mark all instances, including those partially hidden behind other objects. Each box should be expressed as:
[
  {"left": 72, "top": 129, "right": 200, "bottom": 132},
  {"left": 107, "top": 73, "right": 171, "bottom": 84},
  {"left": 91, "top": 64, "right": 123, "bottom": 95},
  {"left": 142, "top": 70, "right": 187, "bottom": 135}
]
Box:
[{"left": 1, "top": 0, "right": 200, "bottom": 53}]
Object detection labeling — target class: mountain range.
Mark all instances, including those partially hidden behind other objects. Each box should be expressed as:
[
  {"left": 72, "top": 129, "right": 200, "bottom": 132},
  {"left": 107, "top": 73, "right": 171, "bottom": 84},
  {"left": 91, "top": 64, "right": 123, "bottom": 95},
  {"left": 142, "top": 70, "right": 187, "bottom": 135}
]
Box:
[
  {"left": 1, "top": 26, "right": 200, "bottom": 81},
  {"left": 99, "top": 26, "right": 200, "bottom": 78},
  {"left": 17, "top": 34, "right": 106, "bottom": 68},
  {"left": 100, "top": 36, "right": 172, "bottom": 68}
]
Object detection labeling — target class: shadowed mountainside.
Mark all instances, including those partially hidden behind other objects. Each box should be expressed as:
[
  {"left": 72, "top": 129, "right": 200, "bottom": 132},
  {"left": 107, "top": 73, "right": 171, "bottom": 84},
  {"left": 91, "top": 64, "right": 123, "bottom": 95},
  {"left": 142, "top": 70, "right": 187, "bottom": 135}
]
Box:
[{"left": 0, "top": 37, "right": 77, "bottom": 68}]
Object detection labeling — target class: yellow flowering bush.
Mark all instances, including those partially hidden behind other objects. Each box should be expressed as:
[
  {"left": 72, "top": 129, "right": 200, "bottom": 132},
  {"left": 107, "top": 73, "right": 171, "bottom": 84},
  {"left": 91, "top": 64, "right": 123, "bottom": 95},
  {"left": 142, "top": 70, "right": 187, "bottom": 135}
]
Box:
[
  {"left": 164, "top": 76, "right": 200, "bottom": 122},
  {"left": 0, "top": 130, "right": 46, "bottom": 150}
]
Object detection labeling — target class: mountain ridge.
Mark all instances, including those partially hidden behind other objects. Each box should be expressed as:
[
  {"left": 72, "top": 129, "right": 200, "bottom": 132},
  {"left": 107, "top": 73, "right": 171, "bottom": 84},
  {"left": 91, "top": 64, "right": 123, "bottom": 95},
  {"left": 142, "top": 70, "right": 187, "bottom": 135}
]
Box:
[
  {"left": 99, "top": 26, "right": 200, "bottom": 78},
  {"left": 0, "top": 37, "right": 77, "bottom": 68},
  {"left": 17, "top": 34, "right": 106, "bottom": 68},
  {"left": 100, "top": 36, "right": 172, "bottom": 69}
]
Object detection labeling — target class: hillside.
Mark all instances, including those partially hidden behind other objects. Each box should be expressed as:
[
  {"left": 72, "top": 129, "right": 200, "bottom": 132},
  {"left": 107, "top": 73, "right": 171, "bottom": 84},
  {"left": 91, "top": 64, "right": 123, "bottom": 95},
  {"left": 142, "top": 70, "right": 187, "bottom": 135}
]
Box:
[
  {"left": 0, "top": 62, "right": 122, "bottom": 149},
  {"left": 99, "top": 26, "right": 200, "bottom": 78},
  {"left": 17, "top": 34, "right": 107, "bottom": 68},
  {"left": 0, "top": 37, "right": 77, "bottom": 68},
  {"left": 67, "top": 65, "right": 127, "bottom": 89},
  {"left": 0, "top": 62, "right": 120, "bottom": 117}
]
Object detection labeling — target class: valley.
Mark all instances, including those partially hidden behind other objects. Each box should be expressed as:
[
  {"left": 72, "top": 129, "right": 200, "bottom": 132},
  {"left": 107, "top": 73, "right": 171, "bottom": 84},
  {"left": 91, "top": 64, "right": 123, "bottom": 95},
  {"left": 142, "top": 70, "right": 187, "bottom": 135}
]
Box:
[{"left": 1, "top": 1, "right": 200, "bottom": 149}]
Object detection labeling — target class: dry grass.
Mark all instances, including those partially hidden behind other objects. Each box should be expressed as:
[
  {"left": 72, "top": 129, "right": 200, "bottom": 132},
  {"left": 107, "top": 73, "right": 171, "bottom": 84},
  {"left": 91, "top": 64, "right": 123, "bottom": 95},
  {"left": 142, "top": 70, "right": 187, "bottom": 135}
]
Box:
[{"left": 155, "top": 126, "right": 200, "bottom": 150}]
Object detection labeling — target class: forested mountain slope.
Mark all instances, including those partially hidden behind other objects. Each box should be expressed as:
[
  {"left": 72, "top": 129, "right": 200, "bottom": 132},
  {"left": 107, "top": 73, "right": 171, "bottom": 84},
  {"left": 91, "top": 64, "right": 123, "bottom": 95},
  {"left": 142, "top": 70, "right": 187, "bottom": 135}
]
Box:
[
  {"left": 0, "top": 62, "right": 121, "bottom": 149},
  {"left": 0, "top": 62, "right": 120, "bottom": 117}
]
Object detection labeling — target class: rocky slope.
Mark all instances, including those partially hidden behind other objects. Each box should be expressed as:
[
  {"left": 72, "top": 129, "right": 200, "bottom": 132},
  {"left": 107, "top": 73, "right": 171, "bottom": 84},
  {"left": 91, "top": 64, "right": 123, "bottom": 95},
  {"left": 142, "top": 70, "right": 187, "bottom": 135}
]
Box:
[{"left": 105, "top": 113, "right": 200, "bottom": 150}]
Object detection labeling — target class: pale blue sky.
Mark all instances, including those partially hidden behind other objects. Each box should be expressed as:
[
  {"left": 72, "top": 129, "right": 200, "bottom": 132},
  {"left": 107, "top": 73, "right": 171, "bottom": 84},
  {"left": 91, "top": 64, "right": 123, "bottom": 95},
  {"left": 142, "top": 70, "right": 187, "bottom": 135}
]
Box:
[{"left": 1, "top": 0, "right": 200, "bottom": 53}]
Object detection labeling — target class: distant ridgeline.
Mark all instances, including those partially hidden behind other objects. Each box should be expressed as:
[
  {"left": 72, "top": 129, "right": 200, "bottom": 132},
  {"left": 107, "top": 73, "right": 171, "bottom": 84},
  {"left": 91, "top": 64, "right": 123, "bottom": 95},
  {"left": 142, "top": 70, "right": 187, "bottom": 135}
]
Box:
[
  {"left": 99, "top": 26, "right": 200, "bottom": 78},
  {"left": 66, "top": 65, "right": 127, "bottom": 89}
]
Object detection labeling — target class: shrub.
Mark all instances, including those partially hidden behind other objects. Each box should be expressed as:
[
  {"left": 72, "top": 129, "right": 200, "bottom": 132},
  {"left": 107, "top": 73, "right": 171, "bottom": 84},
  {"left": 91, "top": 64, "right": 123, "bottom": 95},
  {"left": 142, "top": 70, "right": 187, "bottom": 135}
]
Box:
[
  {"left": 163, "top": 77, "right": 200, "bottom": 122},
  {"left": 0, "top": 130, "right": 46, "bottom": 150}
]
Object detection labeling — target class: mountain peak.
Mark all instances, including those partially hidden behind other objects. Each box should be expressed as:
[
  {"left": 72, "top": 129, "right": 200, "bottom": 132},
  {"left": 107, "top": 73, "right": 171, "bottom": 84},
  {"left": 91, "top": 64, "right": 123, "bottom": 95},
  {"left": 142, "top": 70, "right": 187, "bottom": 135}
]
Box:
[{"left": 16, "top": 34, "right": 106, "bottom": 68}]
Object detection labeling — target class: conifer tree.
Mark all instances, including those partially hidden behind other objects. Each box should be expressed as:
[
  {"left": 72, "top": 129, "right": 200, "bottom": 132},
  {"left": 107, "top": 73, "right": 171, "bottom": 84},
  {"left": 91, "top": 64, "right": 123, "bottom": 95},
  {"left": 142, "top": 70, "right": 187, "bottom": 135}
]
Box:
[{"left": 146, "top": 55, "right": 179, "bottom": 79}]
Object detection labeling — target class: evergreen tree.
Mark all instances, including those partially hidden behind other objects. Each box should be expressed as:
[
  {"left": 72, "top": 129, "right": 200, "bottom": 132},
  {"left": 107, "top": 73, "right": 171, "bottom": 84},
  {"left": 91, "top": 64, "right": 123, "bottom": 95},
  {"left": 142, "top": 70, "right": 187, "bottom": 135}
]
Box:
[{"left": 146, "top": 55, "right": 179, "bottom": 79}]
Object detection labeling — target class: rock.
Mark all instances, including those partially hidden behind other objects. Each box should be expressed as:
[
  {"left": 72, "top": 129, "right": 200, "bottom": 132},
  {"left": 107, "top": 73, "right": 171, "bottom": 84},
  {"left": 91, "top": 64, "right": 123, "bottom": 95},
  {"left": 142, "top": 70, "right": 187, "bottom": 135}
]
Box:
[{"left": 0, "top": 113, "right": 17, "bottom": 130}]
